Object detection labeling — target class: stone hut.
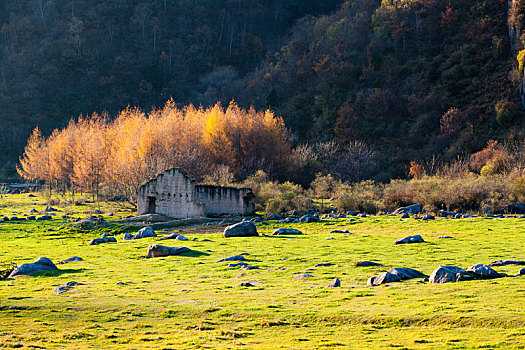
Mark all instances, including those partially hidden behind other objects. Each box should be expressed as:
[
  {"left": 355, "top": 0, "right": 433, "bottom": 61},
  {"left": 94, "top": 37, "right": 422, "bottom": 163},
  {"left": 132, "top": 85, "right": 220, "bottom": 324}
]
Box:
[{"left": 137, "top": 168, "right": 255, "bottom": 218}]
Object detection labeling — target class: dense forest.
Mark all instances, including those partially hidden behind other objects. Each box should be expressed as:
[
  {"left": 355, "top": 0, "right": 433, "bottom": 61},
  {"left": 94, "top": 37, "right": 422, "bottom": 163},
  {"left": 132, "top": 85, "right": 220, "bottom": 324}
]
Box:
[{"left": 2, "top": 0, "right": 525, "bottom": 183}]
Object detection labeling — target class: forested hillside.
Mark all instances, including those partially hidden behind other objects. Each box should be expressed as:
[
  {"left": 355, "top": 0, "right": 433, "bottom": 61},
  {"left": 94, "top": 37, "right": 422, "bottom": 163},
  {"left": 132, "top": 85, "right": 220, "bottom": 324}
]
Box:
[{"left": 2, "top": 0, "right": 525, "bottom": 182}]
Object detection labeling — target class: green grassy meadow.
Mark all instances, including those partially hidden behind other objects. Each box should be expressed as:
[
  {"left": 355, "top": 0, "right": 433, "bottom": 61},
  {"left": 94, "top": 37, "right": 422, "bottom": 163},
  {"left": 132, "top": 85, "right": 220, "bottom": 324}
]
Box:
[{"left": 1, "top": 194, "right": 525, "bottom": 349}]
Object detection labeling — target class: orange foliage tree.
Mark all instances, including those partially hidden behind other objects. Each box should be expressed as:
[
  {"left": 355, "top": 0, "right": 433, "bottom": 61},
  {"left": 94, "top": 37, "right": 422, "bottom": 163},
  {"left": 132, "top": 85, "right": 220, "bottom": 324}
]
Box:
[{"left": 17, "top": 100, "right": 291, "bottom": 200}]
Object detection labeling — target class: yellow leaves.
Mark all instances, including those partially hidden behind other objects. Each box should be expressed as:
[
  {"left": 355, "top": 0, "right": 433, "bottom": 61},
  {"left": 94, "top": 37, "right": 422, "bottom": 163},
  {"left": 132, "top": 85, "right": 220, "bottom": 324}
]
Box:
[
  {"left": 517, "top": 49, "right": 525, "bottom": 74},
  {"left": 18, "top": 99, "right": 291, "bottom": 195}
]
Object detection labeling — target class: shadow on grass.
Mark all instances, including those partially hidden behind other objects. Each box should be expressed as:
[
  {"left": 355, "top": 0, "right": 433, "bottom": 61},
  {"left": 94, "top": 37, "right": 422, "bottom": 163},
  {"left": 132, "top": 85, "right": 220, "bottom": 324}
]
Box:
[
  {"left": 31, "top": 268, "right": 87, "bottom": 277},
  {"left": 180, "top": 250, "right": 210, "bottom": 258}
]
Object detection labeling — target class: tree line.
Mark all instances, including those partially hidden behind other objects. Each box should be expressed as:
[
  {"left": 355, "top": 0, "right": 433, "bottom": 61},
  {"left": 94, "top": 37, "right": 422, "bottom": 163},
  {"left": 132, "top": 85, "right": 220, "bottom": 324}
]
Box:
[{"left": 17, "top": 100, "right": 377, "bottom": 200}]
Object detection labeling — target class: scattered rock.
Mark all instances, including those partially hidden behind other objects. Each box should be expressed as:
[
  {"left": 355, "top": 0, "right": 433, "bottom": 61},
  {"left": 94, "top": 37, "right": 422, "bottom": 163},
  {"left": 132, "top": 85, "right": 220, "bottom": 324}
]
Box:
[
  {"left": 217, "top": 255, "right": 246, "bottom": 263},
  {"left": 503, "top": 202, "right": 525, "bottom": 214},
  {"left": 36, "top": 215, "right": 52, "bottom": 220},
  {"left": 394, "top": 235, "right": 425, "bottom": 245},
  {"left": 29, "top": 208, "right": 38, "bottom": 213},
  {"left": 146, "top": 245, "right": 190, "bottom": 258},
  {"left": 357, "top": 213, "right": 367, "bottom": 218},
  {"left": 228, "top": 262, "right": 248, "bottom": 268},
  {"left": 327, "top": 278, "right": 341, "bottom": 288},
  {"left": 489, "top": 260, "right": 525, "bottom": 267},
  {"left": 330, "top": 229, "right": 349, "bottom": 233},
  {"left": 394, "top": 204, "right": 422, "bottom": 215},
  {"left": 9, "top": 257, "right": 58, "bottom": 277},
  {"left": 250, "top": 217, "right": 262, "bottom": 223},
  {"left": 466, "top": 264, "right": 500, "bottom": 279},
  {"left": 293, "top": 274, "right": 313, "bottom": 279},
  {"left": 278, "top": 217, "right": 295, "bottom": 224},
  {"left": 27, "top": 216, "right": 36, "bottom": 220},
  {"left": 299, "top": 214, "right": 319, "bottom": 223},
  {"left": 88, "top": 236, "right": 117, "bottom": 245},
  {"left": 54, "top": 281, "right": 83, "bottom": 295},
  {"left": 355, "top": 261, "right": 383, "bottom": 267},
  {"left": 368, "top": 267, "right": 425, "bottom": 286},
  {"left": 267, "top": 214, "right": 282, "bottom": 220},
  {"left": 135, "top": 227, "right": 156, "bottom": 239},
  {"left": 123, "top": 227, "right": 157, "bottom": 240},
  {"left": 45, "top": 206, "right": 57, "bottom": 212},
  {"left": 421, "top": 214, "right": 435, "bottom": 221},
  {"left": 428, "top": 266, "right": 466, "bottom": 284},
  {"left": 401, "top": 213, "right": 410, "bottom": 219},
  {"left": 159, "top": 232, "right": 180, "bottom": 240},
  {"left": 237, "top": 282, "right": 254, "bottom": 287},
  {"left": 439, "top": 210, "right": 456, "bottom": 217},
  {"left": 271, "top": 228, "right": 303, "bottom": 235},
  {"left": 175, "top": 235, "right": 188, "bottom": 241},
  {"left": 58, "top": 256, "right": 83, "bottom": 264},
  {"left": 235, "top": 273, "right": 245, "bottom": 279},
  {"left": 517, "top": 268, "right": 525, "bottom": 276},
  {"left": 315, "top": 263, "right": 335, "bottom": 267},
  {"left": 438, "top": 236, "right": 453, "bottom": 239},
  {"left": 245, "top": 265, "right": 260, "bottom": 270},
  {"left": 122, "top": 233, "right": 134, "bottom": 240},
  {"left": 223, "top": 221, "right": 258, "bottom": 238}
]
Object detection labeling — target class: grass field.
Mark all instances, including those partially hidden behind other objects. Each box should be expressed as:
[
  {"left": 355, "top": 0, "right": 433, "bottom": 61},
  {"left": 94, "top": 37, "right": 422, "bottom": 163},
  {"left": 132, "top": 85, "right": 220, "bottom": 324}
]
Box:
[{"left": 1, "top": 194, "right": 525, "bottom": 349}]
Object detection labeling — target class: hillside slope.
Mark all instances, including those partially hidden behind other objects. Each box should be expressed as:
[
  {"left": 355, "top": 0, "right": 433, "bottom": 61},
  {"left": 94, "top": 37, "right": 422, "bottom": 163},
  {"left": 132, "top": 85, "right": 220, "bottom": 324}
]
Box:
[{"left": 1, "top": 0, "right": 524, "bottom": 181}]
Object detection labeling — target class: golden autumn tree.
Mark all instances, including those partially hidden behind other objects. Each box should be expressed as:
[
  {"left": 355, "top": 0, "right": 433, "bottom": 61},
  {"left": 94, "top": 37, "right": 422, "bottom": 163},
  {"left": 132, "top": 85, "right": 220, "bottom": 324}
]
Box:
[
  {"left": 18, "top": 99, "right": 292, "bottom": 199},
  {"left": 71, "top": 114, "right": 107, "bottom": 201},
  {"left": 17, "top": 127, "right": 50, "bottom": 185}
]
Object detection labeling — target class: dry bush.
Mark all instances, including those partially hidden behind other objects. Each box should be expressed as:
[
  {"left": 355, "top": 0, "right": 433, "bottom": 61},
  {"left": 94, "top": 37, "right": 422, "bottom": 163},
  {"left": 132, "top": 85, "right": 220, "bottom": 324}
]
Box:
[
  {"left": 334, "top": 180, "right": 383, "bottom": 213},
  {"left": 383, "top": 179, "right": 416, "bottom": 208}
]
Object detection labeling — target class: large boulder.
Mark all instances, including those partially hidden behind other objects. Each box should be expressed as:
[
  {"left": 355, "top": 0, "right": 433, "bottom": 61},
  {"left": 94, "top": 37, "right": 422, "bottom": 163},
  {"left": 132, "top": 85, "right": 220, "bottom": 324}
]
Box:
[
  {"left": 394, "top": 235, "right": 425, "bottom": 245},
  {"left": 503, "top": 202, "right": 525, "bottom": 214},
  {"left": 146, "top": 245, "right": 190, "bottom": 258},
  {"left": 467, "top": 264, "right": 500, "bottom": 279},
  {"left": 135, "top": 227, "right": 156, "bottom": 239},
  {"left": 9, "top": 257, "right": 58, "bottom": 277},
  {"left": 223, "top": 222, "right": 258, "bottom": 238},
  {"left": 429, "top": 266, "right": 466, "bottom": 284},
  {"left": 271, "top": 228, "right": 303, "bottom": 235},
  {"left": 393, "top": 204, "right": 422, "bottom": 215},
  {"left": 123, "top": 227, "right": 157, "bottom": 240},
  {"left": 368, "top": 267, "right": 425, "bottom": 286}
]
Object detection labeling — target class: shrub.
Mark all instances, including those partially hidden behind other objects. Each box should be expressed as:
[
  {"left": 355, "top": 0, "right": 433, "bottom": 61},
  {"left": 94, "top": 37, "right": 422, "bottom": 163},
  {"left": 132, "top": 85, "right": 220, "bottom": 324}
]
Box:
[
  {"left": 383, "top": 179, "right": 416, "bottom": 208},
  {"left": 333, "top": 181, "right": 383, "bottom": 213},
  {"left": 495, "top": 99, "right": 518, "bottom": 125}
]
